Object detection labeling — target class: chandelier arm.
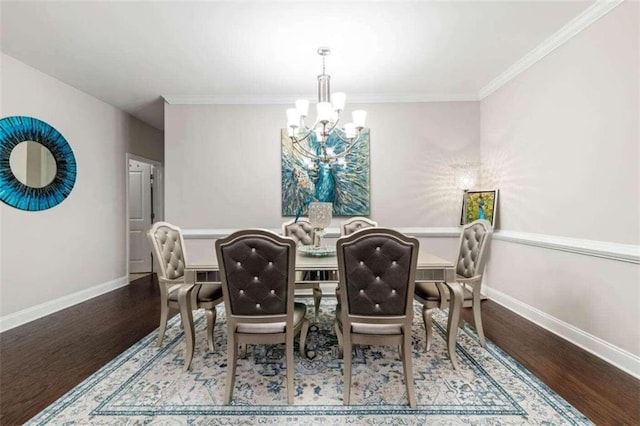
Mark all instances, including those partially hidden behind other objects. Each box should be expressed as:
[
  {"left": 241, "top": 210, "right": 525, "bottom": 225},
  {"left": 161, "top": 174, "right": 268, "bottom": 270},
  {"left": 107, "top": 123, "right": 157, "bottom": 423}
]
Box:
[
  {"left": 293, "top": 115, "right": 325, "bottom": 143},
  {"left": 330, "top": 127, "right": 355, "bottom": 143},
  {"left": 289, "top": 137, "right": 324, "bottom": 161},
  {"left": 328, "top": 133, "right": 363, "bottom": 160},
  {"left": 322, "top": 116, "right": 341, "bottom": 136}
]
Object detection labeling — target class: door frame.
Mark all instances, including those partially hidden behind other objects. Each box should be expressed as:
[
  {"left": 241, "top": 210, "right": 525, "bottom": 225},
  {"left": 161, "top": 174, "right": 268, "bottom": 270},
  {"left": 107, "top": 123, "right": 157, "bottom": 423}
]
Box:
[{"left": 125, "top": 153, "right": 164, "bottom": 276}]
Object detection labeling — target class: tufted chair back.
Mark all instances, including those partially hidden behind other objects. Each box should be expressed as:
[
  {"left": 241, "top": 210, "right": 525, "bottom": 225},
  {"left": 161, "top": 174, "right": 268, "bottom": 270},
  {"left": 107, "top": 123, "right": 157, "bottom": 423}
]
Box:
[
  {"left": 282, "top": 218, "right": 315, "bottom": 245},
  {"left": 216, "top": 229, "right": 296, "bottom": 318},
  {"left": 335, "top": 227, "right": 419, "bottom": 408},
  {"left": 338, "top": 228, "right": 419, "bottom": 317},
  {"left": 148, "top": 222, "right": 187, "bottom": 280},
  {"left": 456, "top": 219, "right": 492, "bottom": 279},
  {"left": 340, "top": 217, "right": 379, "bottom": 236}
]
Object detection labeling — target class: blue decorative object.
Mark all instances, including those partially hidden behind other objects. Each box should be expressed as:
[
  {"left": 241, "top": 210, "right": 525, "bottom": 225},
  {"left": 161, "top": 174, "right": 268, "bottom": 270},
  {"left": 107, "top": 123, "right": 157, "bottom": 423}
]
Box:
[
  {"left": 0, "top": 116, "right": 76, "bottom": 211},
  {"left": 281, "top": 128, "right": 370, "bottom": 216}
]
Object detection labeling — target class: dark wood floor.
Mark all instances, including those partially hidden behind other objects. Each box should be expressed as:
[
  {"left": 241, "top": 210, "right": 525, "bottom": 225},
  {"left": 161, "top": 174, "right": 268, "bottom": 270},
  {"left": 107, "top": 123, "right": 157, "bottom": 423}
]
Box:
[{"left": 1, "top": 274, "right": 638, "bottom": 425}]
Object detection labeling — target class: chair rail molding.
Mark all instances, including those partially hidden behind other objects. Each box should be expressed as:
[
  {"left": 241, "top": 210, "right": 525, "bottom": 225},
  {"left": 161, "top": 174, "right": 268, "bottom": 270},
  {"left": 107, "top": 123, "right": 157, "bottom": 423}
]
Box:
[
  {"left": 183, "top": 227, "right": 639, "bottom": 264},
  {"left": 485, "top": 285, "right": 640, "bottom": 379},
  {"left": 493, "top": 230, "right": 640, "bottom": 264},
  {"left": 182, "top": 227, "right": 462, "bottom": 240}
]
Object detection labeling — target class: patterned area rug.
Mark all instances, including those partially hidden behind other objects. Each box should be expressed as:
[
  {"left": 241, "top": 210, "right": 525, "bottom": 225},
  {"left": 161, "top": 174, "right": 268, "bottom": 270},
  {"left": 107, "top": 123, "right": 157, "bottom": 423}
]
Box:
[{"left": 28, "top": 299, "right": 591, "bottom": 425}]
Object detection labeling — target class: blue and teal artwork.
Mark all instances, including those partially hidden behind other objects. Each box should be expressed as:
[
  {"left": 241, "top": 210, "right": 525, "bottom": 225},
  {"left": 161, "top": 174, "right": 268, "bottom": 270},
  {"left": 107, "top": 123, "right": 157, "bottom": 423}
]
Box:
[
  {"left": 281, "top": 128, "right": 370, "bottom": 216},
  {"left": 0, "top": 116, "right": 76, "bottom": 211}
]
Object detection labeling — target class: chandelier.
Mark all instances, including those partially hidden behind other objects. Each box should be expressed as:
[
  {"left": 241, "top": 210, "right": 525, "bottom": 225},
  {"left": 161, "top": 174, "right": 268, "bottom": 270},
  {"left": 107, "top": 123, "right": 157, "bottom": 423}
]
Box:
[{"left": 286, "top": 47, "right": 367, "bottom": 163}]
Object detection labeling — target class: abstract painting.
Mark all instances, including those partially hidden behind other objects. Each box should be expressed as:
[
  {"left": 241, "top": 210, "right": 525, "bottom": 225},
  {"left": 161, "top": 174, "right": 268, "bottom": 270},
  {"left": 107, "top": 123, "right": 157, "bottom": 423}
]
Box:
[
  {"left": 281, "top": 128, "right": 370, "bottom": 216},
  {"left": 461, "top": 189, "right": 498, "bottom": 227}
]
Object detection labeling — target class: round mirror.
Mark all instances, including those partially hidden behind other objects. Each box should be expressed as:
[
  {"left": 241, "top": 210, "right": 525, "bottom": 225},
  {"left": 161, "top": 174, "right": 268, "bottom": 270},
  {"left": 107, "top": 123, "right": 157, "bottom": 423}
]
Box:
[
  {"left": 9, "top": 141, "right": 57, "bottom": 188},
  {"left": 0, "top": 116, "right": 76, "bottom": 211}
]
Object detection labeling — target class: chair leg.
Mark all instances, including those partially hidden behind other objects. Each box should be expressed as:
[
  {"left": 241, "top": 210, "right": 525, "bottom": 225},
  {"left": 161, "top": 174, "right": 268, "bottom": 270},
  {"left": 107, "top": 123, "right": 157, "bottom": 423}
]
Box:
[
  {"left": 312, "top": 284, "right": 322, "bottom": 320},
  {"left": 422, "top": 305, "right": 433, "bottom": 352},
  {"left": 342, "top": 335, "right": 353, "bottom": 405},
  {"left": 334, "top": 320, "right": 343, "bottom": 356},
  {"left": 225, "top": 333, "right": 238, "bottom": 405},
  {"left": 205, "top": 307, "right": 217, "bottom": 352},
  {"left": 402, "top": 330, "right": 417, "bottom": 409},
  {"left": 157, "top": 302, "right": 169, "bottom": 347},
  {"left": 299, "top": 318, "right": 309, "bottom": 358},
  {"left": 240, "top": 344, "right": 248, "bottom": 358},
  {"left": 286, "top": 330, "right": 295, "bottom": 404},
  {"left": 473, "top": 295, "right": 486, "bottom": 347}
]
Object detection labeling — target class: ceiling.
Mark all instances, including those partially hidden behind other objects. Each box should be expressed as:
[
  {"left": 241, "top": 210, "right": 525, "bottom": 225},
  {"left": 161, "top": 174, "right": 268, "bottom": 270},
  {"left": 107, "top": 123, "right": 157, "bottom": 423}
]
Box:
[{"left": 1, "top": 1, "right": 595, "bottom": 130}]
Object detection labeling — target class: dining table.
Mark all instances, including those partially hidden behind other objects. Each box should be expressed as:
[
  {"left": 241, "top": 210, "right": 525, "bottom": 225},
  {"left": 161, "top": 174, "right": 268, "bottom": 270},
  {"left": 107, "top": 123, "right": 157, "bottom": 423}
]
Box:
[{"left": 177, "top": 247, "right": 463, "bottom": 371}]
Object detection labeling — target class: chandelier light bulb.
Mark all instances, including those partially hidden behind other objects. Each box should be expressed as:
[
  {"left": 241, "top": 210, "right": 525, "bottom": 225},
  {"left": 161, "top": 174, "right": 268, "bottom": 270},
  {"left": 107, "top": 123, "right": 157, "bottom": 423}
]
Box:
[
  {"left": 287, "top": 108, "right": 300, "bottom": 128},
  {"left": 352, "top": 110, "right": 367, "bottom": 128},
  {"left": 332, "top": 92, "right": 346, "bottom": 111},
  {"left": 295, "top": 99, "right": 309, "bottom": 117},
  {"left": 317, "top": 102, "right": 333, "bottom": 122}
]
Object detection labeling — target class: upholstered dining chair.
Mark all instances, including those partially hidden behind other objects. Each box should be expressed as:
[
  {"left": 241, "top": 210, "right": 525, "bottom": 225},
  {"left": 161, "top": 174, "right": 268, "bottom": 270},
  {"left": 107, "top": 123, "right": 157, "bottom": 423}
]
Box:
[
  {"left": 147, "top": 221, "right": 223, "bottom": 351},
  {"left": 282, "top": 218, "right": 323, "bottom": 319},
  {"left": 414, "top": 219, "right": 493, "bottom": 352},
  {"left": 340, "top": 216, "right": 378, "bottom": 236},
  {"left": 215, "top": 229, "right": 310, "bottom": 405},
  {"left": 334, "top": 227, "right": 419, "bottom": 408}
]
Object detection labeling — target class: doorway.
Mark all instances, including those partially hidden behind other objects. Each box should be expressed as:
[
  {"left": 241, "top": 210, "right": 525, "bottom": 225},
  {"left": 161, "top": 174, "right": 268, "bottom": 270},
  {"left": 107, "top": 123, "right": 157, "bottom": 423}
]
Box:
[{"left": 126, "top": 154, "right": 163, "bottom": 274}]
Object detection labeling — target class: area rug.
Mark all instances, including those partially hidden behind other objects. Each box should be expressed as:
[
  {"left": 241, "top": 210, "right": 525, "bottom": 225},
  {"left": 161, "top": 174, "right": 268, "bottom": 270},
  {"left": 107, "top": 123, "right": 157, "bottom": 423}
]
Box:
[{"left": 27, "top": 299, "right": 591, "bottom": 425}]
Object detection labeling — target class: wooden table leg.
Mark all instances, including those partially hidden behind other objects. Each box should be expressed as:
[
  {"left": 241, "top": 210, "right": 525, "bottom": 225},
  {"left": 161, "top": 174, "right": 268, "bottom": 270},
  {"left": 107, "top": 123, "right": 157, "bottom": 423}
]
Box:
[
  {"left": 445, "top": 281, "right": 463, "bottom": 371},
  {"left": 178, "top": 284, "right": 195, "bottom": 372}
]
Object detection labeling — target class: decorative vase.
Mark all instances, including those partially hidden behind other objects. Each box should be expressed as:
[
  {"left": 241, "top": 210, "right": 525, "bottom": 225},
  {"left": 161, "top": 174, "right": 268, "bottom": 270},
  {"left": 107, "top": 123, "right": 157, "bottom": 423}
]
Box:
[{"left": 308, "top": 202, "right": 333, "bottom": 248}]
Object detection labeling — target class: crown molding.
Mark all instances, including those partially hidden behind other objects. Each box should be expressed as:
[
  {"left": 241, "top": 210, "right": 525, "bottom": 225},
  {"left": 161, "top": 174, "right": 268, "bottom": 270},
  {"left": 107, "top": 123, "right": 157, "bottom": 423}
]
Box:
[
  {"left": 162, "top": 93, "right": 478, "bottom": 106},
  {"left": 478, "top": 0, "right": 624, "bottom": 100},
  {"left": 164, "top": 1, "right": 623, "bottom": 107}
]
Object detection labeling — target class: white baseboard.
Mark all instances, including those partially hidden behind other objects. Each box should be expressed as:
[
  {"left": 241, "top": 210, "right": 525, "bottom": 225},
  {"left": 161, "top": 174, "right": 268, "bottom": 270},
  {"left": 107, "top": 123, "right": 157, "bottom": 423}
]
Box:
[
  {"left": 0, "top": 275, "right": 129, "bottom": 333},
  {"left": 484, "top": 285, "right": 640, "bottom": 379}
]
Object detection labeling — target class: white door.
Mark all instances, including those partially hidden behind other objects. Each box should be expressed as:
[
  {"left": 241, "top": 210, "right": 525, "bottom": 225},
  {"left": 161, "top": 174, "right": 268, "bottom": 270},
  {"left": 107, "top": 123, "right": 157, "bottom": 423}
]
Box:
[{"left": 129, "top": 159, "right": 153, "bottom": 273}]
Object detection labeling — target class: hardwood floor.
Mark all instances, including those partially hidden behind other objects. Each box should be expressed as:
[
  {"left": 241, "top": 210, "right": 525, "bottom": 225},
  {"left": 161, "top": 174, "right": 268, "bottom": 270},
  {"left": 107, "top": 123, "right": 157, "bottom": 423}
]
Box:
[{"left": 1, "top": 274, "right": 638, "bottom": 425}]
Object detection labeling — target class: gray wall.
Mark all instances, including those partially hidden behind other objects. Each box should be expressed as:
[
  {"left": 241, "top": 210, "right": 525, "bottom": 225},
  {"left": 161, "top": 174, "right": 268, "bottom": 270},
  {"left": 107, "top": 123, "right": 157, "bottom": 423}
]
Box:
[
  {"left": 480, "top": 2, "right": 639, "bottom": 360},
  {"left": 164, "top": 102, "right": 480, "bottom": 229},
  {"left": 0, "top": 53, "right": 163, "bottom": 322}
]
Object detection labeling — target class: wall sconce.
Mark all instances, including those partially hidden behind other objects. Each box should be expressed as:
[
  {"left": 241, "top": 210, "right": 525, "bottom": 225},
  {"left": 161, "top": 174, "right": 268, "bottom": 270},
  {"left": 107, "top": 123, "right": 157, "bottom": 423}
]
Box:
[{"left": 452, "top": 163, "right": 480, "bottom": 191}]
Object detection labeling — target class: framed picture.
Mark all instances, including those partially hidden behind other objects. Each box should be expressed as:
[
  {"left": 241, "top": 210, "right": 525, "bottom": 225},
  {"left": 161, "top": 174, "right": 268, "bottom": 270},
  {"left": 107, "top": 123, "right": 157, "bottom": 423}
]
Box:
[
  {"left": 460, "top": 189, "right": 498, "bottom": 228},
  {"left": 281, "top": 128, "right": 370, "bottom": 216}
]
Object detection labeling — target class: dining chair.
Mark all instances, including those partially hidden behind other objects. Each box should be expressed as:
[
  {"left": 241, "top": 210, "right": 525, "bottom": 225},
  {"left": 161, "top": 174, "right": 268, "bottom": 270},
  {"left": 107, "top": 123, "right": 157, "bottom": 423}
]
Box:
[
  {"left": 147, "top": 221, "right": 223, "bottom": 351},
  {"left": 334, "top": 227, "right": 419, "bottom": 408},
  {"left": 414, "top": 219, "right": 493, "bottom": 352},
  {"left": 215, "top": 229, "right": 310, "bottom": 405},
  {"left": 340, "top": 216, "right": 378, "bottom": 236},
  {"left": 282, "top": 217, "right": 323, "bottom": 319}
]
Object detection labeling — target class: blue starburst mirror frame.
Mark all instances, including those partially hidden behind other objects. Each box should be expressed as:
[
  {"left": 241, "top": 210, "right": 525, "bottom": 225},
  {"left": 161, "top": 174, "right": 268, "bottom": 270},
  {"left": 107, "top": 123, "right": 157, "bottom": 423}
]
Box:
[{"left": 0, "top": 116, "right": 77, "bottom": 211}]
